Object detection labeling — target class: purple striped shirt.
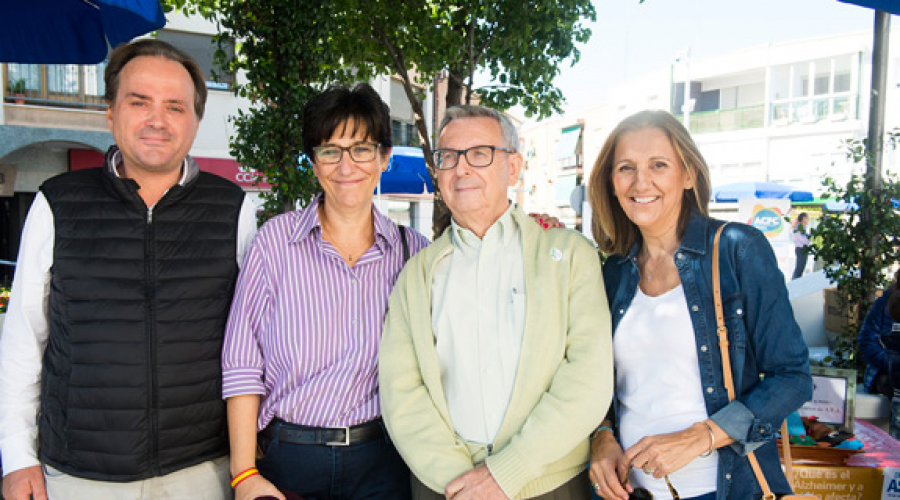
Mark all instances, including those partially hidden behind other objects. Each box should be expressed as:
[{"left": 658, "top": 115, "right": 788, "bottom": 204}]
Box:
[{"left": 222, "top": 196, "right": 429, "bottom": 429}]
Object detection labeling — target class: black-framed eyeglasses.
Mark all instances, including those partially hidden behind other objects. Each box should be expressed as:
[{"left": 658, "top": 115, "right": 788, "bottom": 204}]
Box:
[
  {"left": 313, "top": 142, "right": 381, "bottom": 164},
  {"left": 433, "top": 145, "right": 516, "bottom": 170}
]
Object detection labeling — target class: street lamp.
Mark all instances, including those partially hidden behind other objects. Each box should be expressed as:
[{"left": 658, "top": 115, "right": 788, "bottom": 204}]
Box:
[{"left": 675, "top": 48, "right": 694, "bottom": 131}]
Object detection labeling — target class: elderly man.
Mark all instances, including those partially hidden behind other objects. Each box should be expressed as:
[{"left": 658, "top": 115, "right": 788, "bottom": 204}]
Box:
[
  {"left": 0, "top": 39, "right": 257, "bottom": 499},
  {"left": 379, "top": 105, "right": 613, "bottom": 500}
]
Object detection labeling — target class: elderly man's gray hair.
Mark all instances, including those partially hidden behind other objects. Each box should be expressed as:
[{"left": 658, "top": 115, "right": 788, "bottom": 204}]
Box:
[{"left": 438, "top": 105, "right": 519, "bottom": 151}]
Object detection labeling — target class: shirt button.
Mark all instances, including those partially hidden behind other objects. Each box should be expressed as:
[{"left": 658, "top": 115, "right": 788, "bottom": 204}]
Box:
[
  {"left": 677, "top": 253, "right": 684, "bottom": 259},
  {"left": 691, "top": 305, "right": 699, "bottom": 312},
  {"left": 701, "top": 345, "right": 708, "bottom": 352},
  {"left": 707, "top": 387, "right": 714, "bottom": 394},
  {"left": 736, "top": 308, "right": 743, "bottom": 315},
  {"left": 619, "top": 309, "right": 625, "bottom": 315},
  {"left": 352, "top": 319, "right": 358, "bottom": 325},
  {"left": 725, "top": 474, "right": 731, "bottom": 481}
]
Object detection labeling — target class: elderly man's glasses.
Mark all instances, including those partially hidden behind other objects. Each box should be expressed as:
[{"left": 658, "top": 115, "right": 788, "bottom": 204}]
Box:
[
  {"left": 313, "top": 143, "right": 380, "bottom": 164},
  {"left": 433, "top": 145, "right": 515, "bottom": 170}
]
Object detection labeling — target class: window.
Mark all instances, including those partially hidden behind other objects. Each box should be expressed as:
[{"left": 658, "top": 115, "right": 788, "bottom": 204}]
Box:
[
  {"left": 834, "top": 73, "right": 851, "bottom": 93},
  {"left": 6, "top": 61, "right": 106, "bottom": 107},
  {"left": 155, "top": 31, "right": 234, "bottom": 90},
  {"left": 392, "top": 120, "right": 419, "bottom": 147},
  {"left": 814, "top": 75, "right": 830, "bottom": 95}
]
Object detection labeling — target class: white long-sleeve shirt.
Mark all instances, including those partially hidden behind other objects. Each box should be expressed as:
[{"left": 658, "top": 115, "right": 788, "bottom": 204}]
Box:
[{"left": 0, "top": 186, "right": 257, "bottom": 475}]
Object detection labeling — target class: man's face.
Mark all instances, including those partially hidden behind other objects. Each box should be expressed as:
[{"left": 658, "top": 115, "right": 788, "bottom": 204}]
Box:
[
  {"left": 437, "top": 117, "right": 521, "bottom": 231},
  {"left": 107, "top": 56, "right": 199, "bottom": 177}
]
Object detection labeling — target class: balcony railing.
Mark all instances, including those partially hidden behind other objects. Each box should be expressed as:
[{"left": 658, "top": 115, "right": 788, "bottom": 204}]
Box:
[
  {"left": 5, "top": 62, "right": 107, "bottom": 110},
  {"left": 676, "top": 105, "right": 765, "bottom": 134},
  {"left": 770, "top": 94, "right": 858, "bottom": 127}
]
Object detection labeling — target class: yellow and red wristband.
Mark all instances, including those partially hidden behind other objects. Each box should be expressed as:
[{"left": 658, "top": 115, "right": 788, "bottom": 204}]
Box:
[{"left": 231, "top": 467, "right": 259, "bottom": 489}]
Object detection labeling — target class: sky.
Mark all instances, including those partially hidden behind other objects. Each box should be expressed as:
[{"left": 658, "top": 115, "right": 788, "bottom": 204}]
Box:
[{"left": 516, "top": 0, "right": 879, "bottom": 120}]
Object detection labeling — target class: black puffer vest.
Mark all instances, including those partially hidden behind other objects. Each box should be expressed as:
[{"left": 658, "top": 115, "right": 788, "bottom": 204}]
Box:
[{"left": 37, "top": 164, "right": 245, "bottom": 481}]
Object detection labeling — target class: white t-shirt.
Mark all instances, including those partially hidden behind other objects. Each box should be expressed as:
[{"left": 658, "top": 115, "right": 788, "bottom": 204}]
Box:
[{"left": 615, "top": 284, "right": 717, "bottom": 499}]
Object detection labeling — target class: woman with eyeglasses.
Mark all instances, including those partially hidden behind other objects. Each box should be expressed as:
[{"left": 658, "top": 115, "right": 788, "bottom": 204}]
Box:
[
  {"left": 586, "top": 110, "right": 812, "bottom": 500},
  {"left": 221, "top": 83, "right": 430, "bottom": 500}
]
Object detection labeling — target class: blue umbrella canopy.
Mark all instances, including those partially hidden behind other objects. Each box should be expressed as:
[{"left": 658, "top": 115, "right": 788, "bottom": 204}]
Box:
[
  {"left": 0, "top": 0, "right": 166, "bottom": 64},
  {"left": 379, "top": 146, "right": 434, "bottom": 195},
  {"left": 839, "top": 0, "right": 900, "bottom": 14},
  {"left": 712, "top": 181, "right": 814, "bottom": 203}
]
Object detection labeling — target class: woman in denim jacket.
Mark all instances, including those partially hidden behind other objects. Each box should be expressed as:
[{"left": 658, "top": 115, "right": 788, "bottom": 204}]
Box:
[{"left": 586, "top": 110, "right": 812, "bottom": 500}]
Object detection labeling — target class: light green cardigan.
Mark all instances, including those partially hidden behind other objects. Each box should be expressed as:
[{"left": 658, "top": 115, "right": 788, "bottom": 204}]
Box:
[{"left": 379, "top": 206, "right": 614, "bottom": 499}]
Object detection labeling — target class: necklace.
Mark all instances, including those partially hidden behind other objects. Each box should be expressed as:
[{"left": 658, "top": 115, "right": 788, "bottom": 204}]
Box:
[{"left": 641, "top": 250, "right": 667, "bottom": 283}]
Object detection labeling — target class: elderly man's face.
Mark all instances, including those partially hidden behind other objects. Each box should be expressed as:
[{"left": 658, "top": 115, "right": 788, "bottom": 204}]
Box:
[
  {"left": 107, "top": 55, "right": 199, "bottom": 178},
  {"left": 437, "top": 117, "right": 521, "bottom": 231}
]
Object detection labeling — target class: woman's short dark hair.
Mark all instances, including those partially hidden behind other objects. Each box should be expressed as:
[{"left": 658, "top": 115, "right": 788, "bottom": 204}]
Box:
[
  {"left": 587, "top": 110, "right": 711, "bottom": 256},
  {"left": 302, "top": 83, "right": 392, "bottom": 160},
  {"left": 105, "top": 39, "right": 207, "bottom": 119}
]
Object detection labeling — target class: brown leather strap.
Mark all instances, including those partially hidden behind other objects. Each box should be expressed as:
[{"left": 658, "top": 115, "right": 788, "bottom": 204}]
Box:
[
  {"left": 712, "top": 223, "right": 781, "bottom": 500},
  {"left": 781, "top": 420, "right": 795, "bottom": 491},
  {"left": 712, "top": 224, "right": 735, "bottom": 401}
]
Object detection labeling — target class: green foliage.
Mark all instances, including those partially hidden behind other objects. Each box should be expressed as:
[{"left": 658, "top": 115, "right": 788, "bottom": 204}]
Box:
[
  {"left": 164, "top": 0, "right": 596, "bottom": 229},
  {"left": 165, "top": 0, "right": 361, "bottom": 217},
  {"left": 7, "top": 78, "right": 25, "bottom": 94},
  {"left": 810, "top": 130, "right": 900, "bottom": 369},
  {"left": 335, "top": 0, "right": 596, "bottom": 235}
]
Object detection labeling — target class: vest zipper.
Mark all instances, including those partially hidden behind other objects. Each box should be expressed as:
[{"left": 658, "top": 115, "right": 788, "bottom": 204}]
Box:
[{"left": 145, "top": 206, "right": 160, "bottom": 475}]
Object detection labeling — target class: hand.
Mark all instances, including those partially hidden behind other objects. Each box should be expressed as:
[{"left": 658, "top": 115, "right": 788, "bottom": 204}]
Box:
[
  {"left": 2, "top": 465, "right": 47, "bottom": 500},
  {"left": 528, "top": 212, "right": 565, "bottom": 230},
  {"left": 589, "top": 433, "right": 631, "bottom": 500},
  {"left": 444, "top": 463, "right": 508, "bottom": 499},
  {"left": 623, "top": 423, "right": 710, "bottom": 479},
  {"left": 234, "top": 474, "right": 285, "bottom": 500}
]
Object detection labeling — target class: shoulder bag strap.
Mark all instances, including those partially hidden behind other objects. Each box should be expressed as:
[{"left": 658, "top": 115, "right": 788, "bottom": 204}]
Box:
[
  {"left": 398, "top": 225, "right": 409, "bottom": 263},
  {"left": 712, "top": 223, "right": 780, "bottom": 500}
]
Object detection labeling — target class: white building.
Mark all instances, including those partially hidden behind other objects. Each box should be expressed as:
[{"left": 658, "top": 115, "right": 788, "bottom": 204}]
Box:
[{"left": 520, "top": 28, "right": 900, "bottom": 230}]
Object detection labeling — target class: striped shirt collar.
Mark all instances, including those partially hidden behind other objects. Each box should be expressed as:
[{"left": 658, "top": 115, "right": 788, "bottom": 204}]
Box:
[{"left": 289, "top": 194, "right": 398, "bottom": 251}]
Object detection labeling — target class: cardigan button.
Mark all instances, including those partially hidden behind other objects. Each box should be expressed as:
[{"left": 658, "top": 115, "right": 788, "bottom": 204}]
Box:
[
  {"left": 701, "top": 345, "right": 708, "bottom": 352},
  {"left": 691, "top": 305, "right": 699, "bottom": 312}
]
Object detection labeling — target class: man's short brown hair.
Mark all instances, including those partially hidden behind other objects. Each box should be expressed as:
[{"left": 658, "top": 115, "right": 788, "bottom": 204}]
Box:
[{"left": 104, "top": 39, "right": 207, "bottom": 119}]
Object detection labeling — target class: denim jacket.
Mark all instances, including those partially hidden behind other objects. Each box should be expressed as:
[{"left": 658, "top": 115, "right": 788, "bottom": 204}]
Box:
[{"left": 603, "top": 212, "right": 812, "bottom": 500}]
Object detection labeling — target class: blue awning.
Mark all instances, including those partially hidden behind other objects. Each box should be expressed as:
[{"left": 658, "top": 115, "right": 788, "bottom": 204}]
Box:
[
  {"left": 379, "top": 146, "right": 434, "bottom": 195},
  {"left": 712, "top": 181, "right": 813, "bottom": 203},
  {"left": 0, "top": 0, "right": 166, "bottom": 64},
  {"left": 839, "top": 0, "right": 900, "bottom": 15}
]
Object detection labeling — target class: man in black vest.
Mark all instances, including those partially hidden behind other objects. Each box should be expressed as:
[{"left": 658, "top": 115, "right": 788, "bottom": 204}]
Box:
[{"left": 0, "top": 39, "right": 257, "bottom": 500}]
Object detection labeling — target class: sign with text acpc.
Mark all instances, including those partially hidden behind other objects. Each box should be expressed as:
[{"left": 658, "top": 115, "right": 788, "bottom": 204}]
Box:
[{"left": 738, "top": 198, "right": 793, "bottom": 279}]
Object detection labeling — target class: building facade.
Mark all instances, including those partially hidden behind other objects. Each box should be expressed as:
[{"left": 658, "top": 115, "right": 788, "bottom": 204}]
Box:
[{"left": 519, "top": 28, "right": 900, "bottom": 231}]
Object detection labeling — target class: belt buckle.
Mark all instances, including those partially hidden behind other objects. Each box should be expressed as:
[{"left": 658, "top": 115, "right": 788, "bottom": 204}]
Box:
[{"left": 326, "top": 426, "right": 351, "bottom": 446}]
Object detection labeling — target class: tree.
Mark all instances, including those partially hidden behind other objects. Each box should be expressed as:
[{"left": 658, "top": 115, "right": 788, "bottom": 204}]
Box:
[
  {"left": 810, "top": 130, "right": 900, "bottom": 370},
  {"left": 163, "top": 1, "right": 596, "bottom": 232},
  {"left": 336, "top": 0, "right": 596, "bottom": 235},
  {"left": 165, "top": 0, "right": 358, "bottom": 218}
]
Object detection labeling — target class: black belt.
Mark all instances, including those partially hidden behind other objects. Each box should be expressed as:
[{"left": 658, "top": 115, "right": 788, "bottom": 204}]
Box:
[{"left": 262, "top": 418, "right": 385, "bottom": 446}]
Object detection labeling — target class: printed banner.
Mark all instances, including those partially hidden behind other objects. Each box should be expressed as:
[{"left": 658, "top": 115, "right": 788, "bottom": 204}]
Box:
[{"left": 738, "top": 198, "right": 793, "bottom": 279}]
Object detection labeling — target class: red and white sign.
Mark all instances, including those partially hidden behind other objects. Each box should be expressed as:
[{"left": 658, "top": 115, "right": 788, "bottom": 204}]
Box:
[{"left": 192, "top": 157, "right": 271, "bottom": 189}]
